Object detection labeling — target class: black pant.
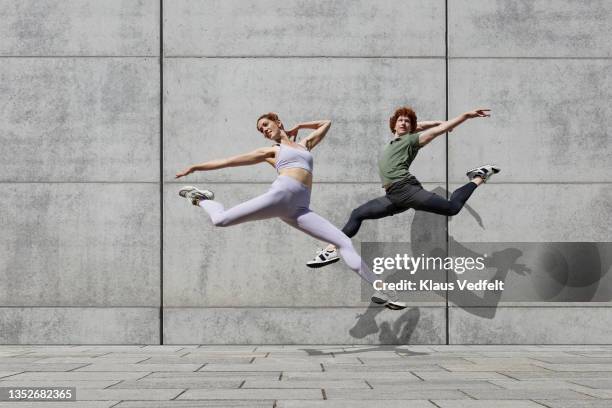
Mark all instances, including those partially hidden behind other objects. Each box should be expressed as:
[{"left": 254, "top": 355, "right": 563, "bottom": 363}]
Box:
[{"left": 341, "top": 180, "right": 477, "bottom": 238}]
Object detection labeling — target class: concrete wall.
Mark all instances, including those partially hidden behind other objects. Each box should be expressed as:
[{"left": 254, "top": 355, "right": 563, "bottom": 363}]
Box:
[
  {"left": 1, "top": 0, "right": 610, "bottom": 344},
  {"left": 0, "top": 0, "right": 161, "bottom": 344},
  {"left": 446, "top": 0, "right": 612, "bottom": 343}
]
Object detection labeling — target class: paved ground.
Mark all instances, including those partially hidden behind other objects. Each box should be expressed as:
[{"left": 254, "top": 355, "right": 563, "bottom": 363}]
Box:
[{"left": 1, "top": 345, "right": 612, "bottom": 407}]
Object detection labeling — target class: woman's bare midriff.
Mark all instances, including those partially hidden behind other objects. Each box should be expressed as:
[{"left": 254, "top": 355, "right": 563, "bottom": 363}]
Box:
[{"left": 279, "top": 168, "right": 312, "bottom": 189}]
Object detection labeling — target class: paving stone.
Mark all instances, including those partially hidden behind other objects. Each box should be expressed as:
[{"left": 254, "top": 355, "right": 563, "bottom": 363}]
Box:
[
  {"left": 4, "top": 372, "right": 148, "bottom": 381},
  {"left": 73, "top": 363, "right": 202, "bottom": 372},
  {"left": 110, "top": 378, "right": 242, "bottom": 389},
  {"left": 277, "top": 401, "right": 436, "bottom": 408},
  {"left": 411, "top": 371, "right": 510, "bottom": 381},
  {"left": 432, "top": 402, "right": 544, "bottom": 408},
  {"left": 368, "top": 380, "right": 503, "bottom": 390},
  {"left": 0, "top": 380, "right": 120, "bottom": 388},
  {"left": 0, "top": 363, "right": 87, "bottom": 371},
  {"left": 571, "top": 388, "right": 612, "bottom": 399},
  {"left": 242, "top": 379, "right": 369, "bottom": 389},
  {"left": 527, "top": 356, "right": 612, "bottom": 364},
  {"left": 178, "top": 389, "right": 322, "bottom": 400},
  {"left": 533, "top": 363, "right": 612, "bottom": 372},
  {"left": 462, "top": 389, "right": 594, "bottom": 400},
  {"left": 283, "top": 371, "right": 421, "bottom": 381},
  {"left": 0, "top": 372, "right": 20, "bottom": 379},
  {"left": 489, "top": 379, "right": 592, "bottom": 390},
  {"left": 115, "top": 401, "right": 273, "bottom": 407},
  {"left": 325, "top": 389, "right": 469, "bottom": 399},
  {"left": 0, "top": 403, "right": 118, "bottom": 408},
  {"left": 146, "top": 371, "right": 280, "bottom": 379},
  {"left": 534, "top": 402, "right": 612, "bottom": 408},
  {"left": 76, "top": 388, "right": 184, "bottom": 400},
  {"left": 140, "top": 357, "right": 254, "bottom": 364},
  {"left": 199, "top": 364, "right": 320, "bottom": 372},
  {"left": 324, "top": 364, "right": 444, "bottom": 372},
  {"left": 0, "top": 357, "right": 45, "bottom": 363},
  {"left": 33, "top": 357, "right": 151, "bottom": 364},
  {"left": 570, "top": 378, "right": 612, "bottom": 388},
  {"left": 438, "top": 363, "right": 549, "bottom": 372}
]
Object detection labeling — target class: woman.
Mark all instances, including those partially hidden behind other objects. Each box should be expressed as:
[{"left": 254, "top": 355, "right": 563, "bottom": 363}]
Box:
[
  {"left": 175, "top": 113, "right": 406, "bottom": 310},
  {"left": 307, "top": 106, "right": 500, "bottom": 267}
]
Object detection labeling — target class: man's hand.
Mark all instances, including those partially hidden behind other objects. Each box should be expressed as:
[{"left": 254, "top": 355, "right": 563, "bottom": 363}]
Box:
[{"left": 465, "top": 108, "right": 491, "bottom": 119}]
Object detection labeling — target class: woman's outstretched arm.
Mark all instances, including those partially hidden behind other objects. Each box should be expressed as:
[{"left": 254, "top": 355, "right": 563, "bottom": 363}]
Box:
[
  {"left": 418, "top": 108, "right": 490, "bottom": 147},
  {"left": 175, "top": 147, "right": 276, "bottom": 178},
  {"left": 286, "top": 120, "right": 332, "bottom": 151}
]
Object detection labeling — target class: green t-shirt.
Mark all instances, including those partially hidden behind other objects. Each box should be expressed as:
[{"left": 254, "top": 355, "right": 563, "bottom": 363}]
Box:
[{"left": 378, "top": 132, "right": 421, "bottom": 186}]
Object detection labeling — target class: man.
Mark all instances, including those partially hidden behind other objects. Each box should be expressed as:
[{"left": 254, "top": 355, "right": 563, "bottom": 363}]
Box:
[{"left": 307, "top": 106, "right": 499, "bottom": 269}]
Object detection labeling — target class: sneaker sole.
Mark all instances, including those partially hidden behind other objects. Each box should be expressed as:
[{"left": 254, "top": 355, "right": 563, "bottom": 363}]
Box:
[
  {"left": 466, "top": 165, "right": 501, "bottom": 179},
  {"left": 371, "top": 295, "right": 387, "bottom": 305},
  {"left": 178, "top": 186, "right": 197, "bottom": 198},
  {"left": 385, "top": 302, "right": 408, "bottom": 310},
  {"left": 178, "top": 186, "right": 214, "bottom": 201},
  {"left": 371, "top": 296, "right": 408, "bottom": 310},
  {"left": 306, "top": 257, "right": 340, "bottom": 269}
]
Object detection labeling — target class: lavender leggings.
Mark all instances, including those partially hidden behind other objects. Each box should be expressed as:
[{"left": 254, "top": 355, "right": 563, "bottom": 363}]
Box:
[{"left": 198, "top": 175, "right": 377, "bottom": 284}]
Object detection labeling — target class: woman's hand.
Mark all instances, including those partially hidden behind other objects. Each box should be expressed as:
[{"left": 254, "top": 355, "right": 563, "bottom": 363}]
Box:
[
  {"left": 175, "top": 167, "right": 194, "bottom": 179},
  {"left": 286, "top": 125, "right": 300, "bottom": 140},
  {"left": 465, "top": 108, "right": 491, "bottom": 119}
]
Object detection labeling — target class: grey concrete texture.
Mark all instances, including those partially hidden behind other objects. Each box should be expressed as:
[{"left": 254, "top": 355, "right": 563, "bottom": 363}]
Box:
[
  {"left": 0, "top": 184, "right": 159, "bottom": 306},
  {"left": 164, "top": 0, "right": 445, "bottom": 57},
  {"left": 165, "top": 183, "right": 446, "bottom": 307},
  {"left": 163, "top": 307, "right": 445, "bottom": 344},
  {"left": 2, "top": 345, "right": 612, "bottom": 406},
  {"left": 449, "top": 307, "right": 612, "bottom": 344},
  {"left": 1, "top": 58, "right": 159, "bottom": 182},
  {"left": 448, "top": 184, "right": 612, "bottom": 242},
  {"left": 164, "top": 57, "right": 446, "bottom": 183},
  {"left": 0, "top": 0, "right": 159, "bottom": 56},
  {"left": 446, "top": 241, "right": 612, "bottom": 306},
  {"left": 448, "top": 58, "right": 612, "bottom": 183},
  {"left": 0, "top": 308, "right": 158, "bottom": 344},
  {"left": 448, "top": 0, "right": 612, "bottom": 57}
]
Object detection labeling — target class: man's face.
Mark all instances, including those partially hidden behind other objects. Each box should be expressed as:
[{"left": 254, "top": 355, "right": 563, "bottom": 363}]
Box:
[{"left": 394, "top": 115, "right": 411, "bottom": 136}]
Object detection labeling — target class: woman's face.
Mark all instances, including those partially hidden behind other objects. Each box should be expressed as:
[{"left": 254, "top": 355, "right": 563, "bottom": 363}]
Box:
[{"left": 257, "top": 118, "right": 282, "bottom": 141}]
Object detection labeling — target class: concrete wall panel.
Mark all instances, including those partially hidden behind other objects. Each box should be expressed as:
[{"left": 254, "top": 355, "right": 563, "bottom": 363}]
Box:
[
  {"left": 164, "top": 183, "right": 446, "bottom": 307},
  {"left": 165, "top": 0, "right": 444, "bottom": 57},
  {"left": 0, "top": 184, "right": 160, "bottom": 306},
  {"left": 164, "top": 58, "right": 446, "bottom": 183},
  {"left": 164, "top": 307, "right": 445, "bottom": 344},
  {"left": 450, "top": 307, "right": 612, "bottom": 344},
  {"left": 447, "top": 184, "right": 611, "bottom": 242},
  {"left": 448, "top": 59, "right": 612, "bottom": 183},
  {"left": 0, "top": 308, "right": 158, "bottom": 344},
  {"left": 0, "top": 58, "right": 159, "bottom": 182},
  {"left": 0, "top": 0, "right": 159, "bottom": 56},
  {"left": 449, "top": 0, "right": 612, "bottom": 57}
]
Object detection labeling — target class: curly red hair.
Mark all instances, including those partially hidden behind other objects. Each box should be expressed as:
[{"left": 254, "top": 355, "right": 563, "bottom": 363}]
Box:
[{"left": 389, "top": 106, "right": 417, "bottom": 134}]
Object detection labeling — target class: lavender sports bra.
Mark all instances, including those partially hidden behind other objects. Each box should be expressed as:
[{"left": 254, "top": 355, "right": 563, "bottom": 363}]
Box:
[{"left": 274, "top": 143, "right": 314, "bottom": 173}]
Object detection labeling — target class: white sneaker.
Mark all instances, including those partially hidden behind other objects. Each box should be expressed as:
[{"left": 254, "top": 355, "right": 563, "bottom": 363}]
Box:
[
  {"left": 466, "top": 164, "right": 500, "bottom": 182},
  {"left": 371, "top": 289, "right": 407, "bottom": 310},
  {"left": 178, "top": 186, "right": 214, "bottom": 205},
  {"left": 306, "top": 248, "right": 340, "bottom": 268}
]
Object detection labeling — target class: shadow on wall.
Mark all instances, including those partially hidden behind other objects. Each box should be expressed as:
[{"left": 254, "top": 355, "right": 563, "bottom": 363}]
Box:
[{"left": 343, "top": 187, "right": 611, "bottom": 346}]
